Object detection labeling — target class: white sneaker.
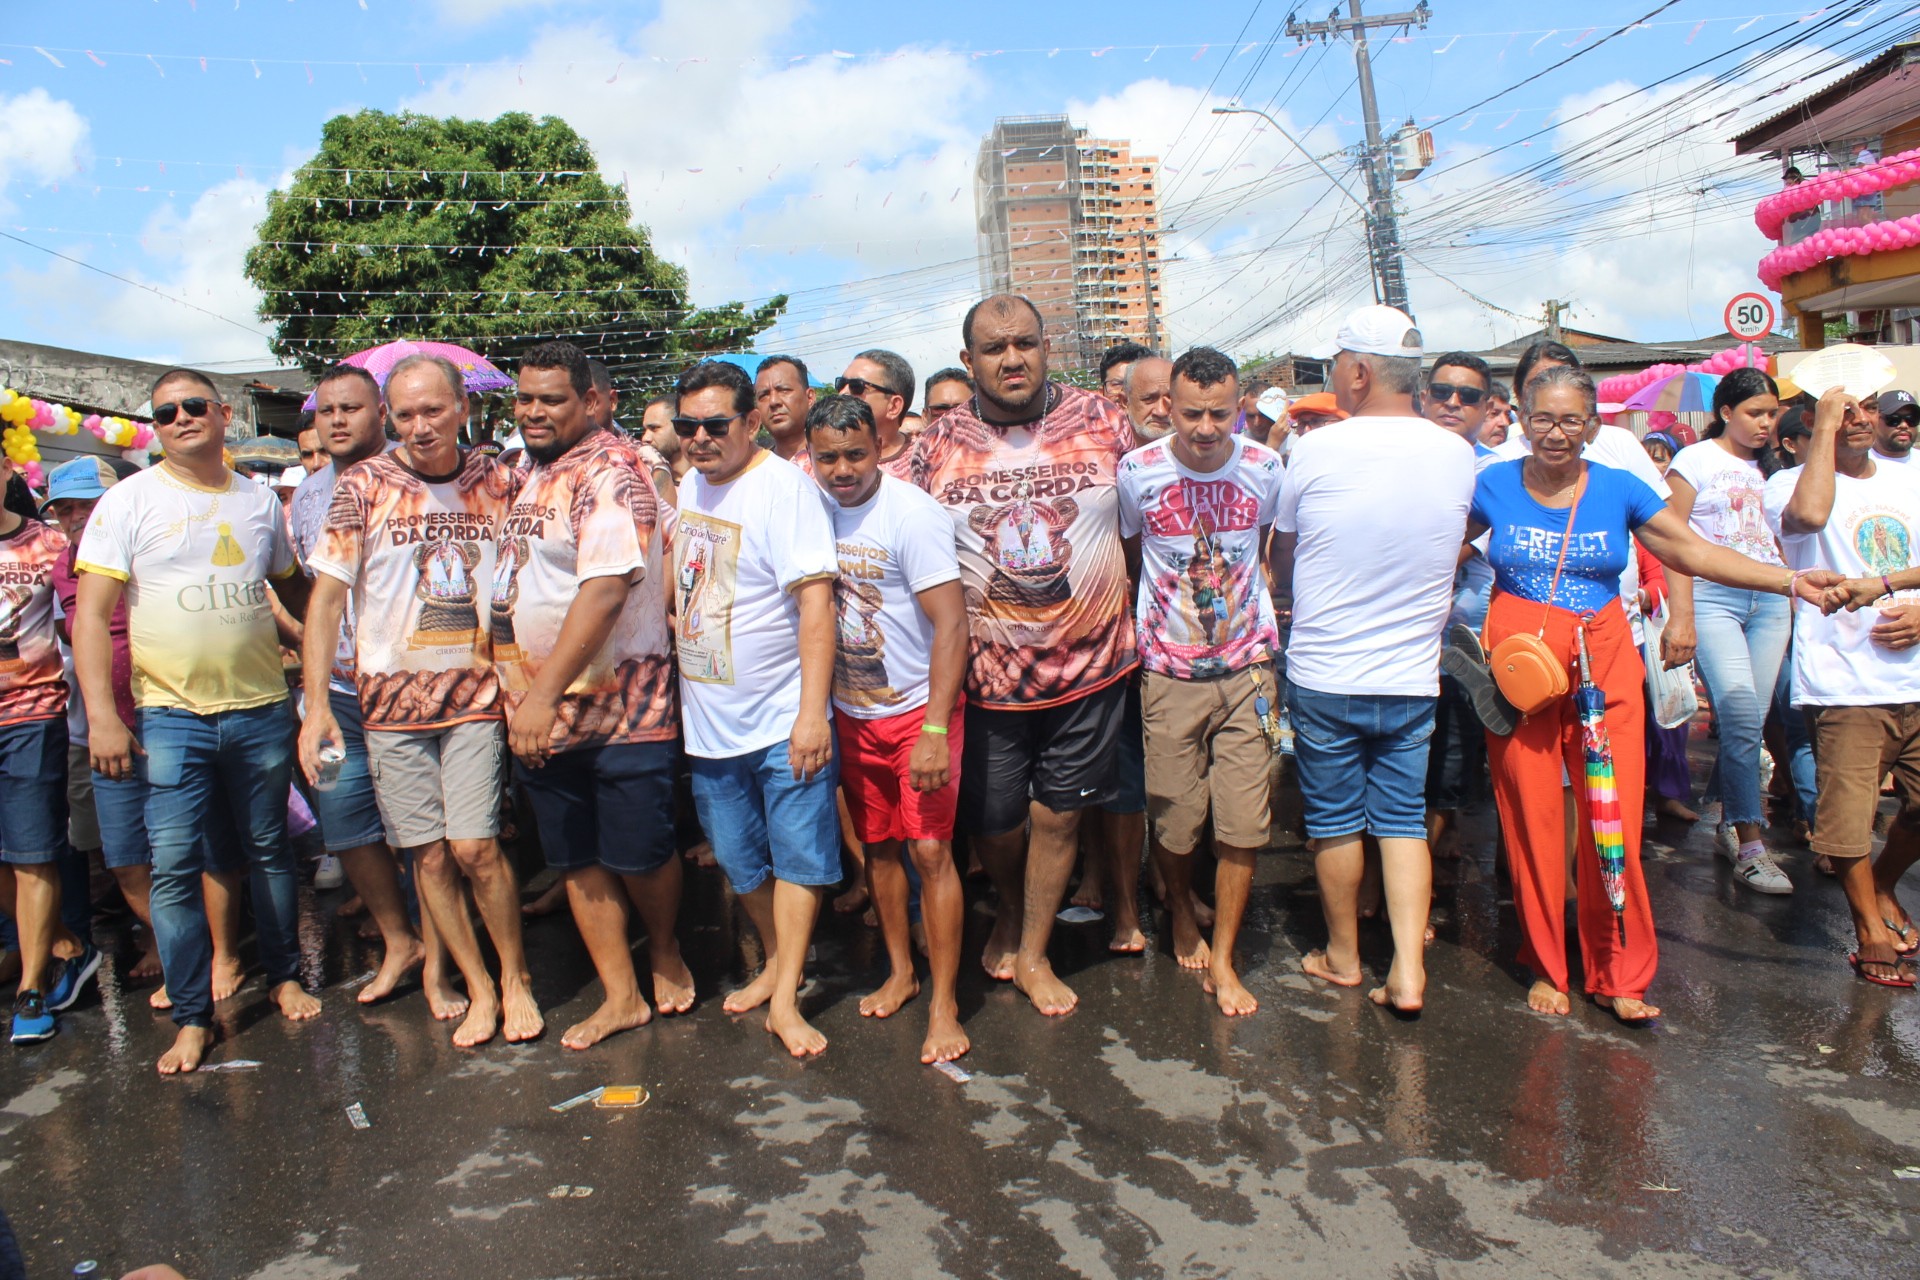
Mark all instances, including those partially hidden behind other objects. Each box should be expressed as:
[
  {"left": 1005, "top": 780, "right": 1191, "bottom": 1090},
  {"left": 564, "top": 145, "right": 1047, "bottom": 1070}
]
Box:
[
  {"left": 313, "top": 854, "right": 345, "bottom": 891},
  {"left": 1714, "top": 823, "right": 1739, "bottom": 858},
  {"left": 1731, "top": 848, "right": 1793, "bottom": 895}
]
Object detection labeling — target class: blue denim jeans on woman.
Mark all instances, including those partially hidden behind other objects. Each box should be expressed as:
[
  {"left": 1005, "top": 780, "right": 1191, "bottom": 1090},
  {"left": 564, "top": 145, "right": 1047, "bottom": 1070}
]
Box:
[
  {"left": 140, "top": 700, "right": 303, "bottom": 1028},
  {"left": 1690, "top": 581, "right": 1790, "bottom": 830}
]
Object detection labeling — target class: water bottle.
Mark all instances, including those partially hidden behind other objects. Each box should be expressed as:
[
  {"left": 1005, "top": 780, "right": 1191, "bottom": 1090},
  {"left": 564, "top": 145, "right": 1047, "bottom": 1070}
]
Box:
[{"left": 314, "top": 741, "right": 346, "bottom": 792}]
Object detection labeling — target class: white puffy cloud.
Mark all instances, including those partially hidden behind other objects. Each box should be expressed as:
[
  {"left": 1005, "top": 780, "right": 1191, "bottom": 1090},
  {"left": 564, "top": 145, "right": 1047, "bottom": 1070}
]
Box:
[{"left": 0, "top": 89, "right": 90, "bottom": 201}]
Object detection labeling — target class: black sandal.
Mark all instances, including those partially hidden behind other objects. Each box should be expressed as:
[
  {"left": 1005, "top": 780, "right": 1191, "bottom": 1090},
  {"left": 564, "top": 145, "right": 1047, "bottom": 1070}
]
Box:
[{"left": 1441, "top": 623, "right": 1519, "bottom": 737}]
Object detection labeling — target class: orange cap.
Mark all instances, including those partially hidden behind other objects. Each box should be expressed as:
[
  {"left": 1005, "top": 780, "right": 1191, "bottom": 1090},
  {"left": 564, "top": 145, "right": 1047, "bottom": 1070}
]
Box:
[{"left": 1286, "top": 392, "right": 1347, "bottom": 420}]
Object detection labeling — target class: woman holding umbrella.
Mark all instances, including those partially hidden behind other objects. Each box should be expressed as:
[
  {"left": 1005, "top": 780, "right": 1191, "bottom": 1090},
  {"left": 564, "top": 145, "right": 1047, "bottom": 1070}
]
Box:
[
  {"left": 1467, "top": 367, "right": 1839, "bottom": 1023},
  {"left": 1662, "top": 368, "right": 1796, "bottom": 894}
]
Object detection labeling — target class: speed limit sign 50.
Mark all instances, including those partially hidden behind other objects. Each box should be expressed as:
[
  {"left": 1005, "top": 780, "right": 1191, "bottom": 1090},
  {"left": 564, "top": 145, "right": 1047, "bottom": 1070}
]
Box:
[{"left": 1725, "top": 293, "right": 1776, "bottom": 341}]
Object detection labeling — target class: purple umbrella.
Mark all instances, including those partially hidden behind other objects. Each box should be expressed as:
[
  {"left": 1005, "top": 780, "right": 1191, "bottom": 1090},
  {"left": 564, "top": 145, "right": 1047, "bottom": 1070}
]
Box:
[{"left": 300, "top": 340, "right": 514, "bottom": 410}]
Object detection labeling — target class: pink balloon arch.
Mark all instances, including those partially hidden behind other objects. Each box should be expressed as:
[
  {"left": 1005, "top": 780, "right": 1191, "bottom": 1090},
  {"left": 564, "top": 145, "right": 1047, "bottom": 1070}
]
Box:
[{"left": 1593, "top": 345, "right": 1770, "bottom": 407}]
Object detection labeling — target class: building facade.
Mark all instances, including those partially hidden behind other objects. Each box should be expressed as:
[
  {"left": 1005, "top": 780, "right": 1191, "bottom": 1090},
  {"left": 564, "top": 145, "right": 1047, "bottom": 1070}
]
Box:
[{"left": 975, "top": 115, "right": 1165, "bottom": 370}]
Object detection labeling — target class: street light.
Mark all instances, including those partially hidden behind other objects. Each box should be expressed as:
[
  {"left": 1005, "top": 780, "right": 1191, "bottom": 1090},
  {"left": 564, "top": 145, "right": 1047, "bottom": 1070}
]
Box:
[{"left": 1210, "top": 103, "right": 1369, "bottom": 213}]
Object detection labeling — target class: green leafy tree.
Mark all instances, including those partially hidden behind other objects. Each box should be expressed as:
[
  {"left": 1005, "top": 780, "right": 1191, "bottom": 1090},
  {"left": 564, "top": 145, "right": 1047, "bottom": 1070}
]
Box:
[{"left": 244, "top": 110, "right": 783, "bottom": 379}]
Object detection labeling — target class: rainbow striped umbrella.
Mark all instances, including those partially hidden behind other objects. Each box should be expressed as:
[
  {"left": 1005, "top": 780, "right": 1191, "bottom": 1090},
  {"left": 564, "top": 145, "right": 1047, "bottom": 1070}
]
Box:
[{"left": 1576, "top": 624, "right": 1628, "bottom": 943}]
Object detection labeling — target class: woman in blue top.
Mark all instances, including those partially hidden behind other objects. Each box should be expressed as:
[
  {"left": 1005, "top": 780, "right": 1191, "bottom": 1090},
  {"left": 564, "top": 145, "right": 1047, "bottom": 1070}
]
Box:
[{"left": 1465, "top": 367, "right": 1838, "bottom": 1024}]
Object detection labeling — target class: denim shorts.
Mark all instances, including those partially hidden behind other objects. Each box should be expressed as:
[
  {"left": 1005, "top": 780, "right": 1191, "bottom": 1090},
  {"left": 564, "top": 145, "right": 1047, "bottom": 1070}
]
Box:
[
  {"left": 310, "top": 688, "right": 388, "bottom": 853},
  {"left": 1288, "top": 682, "right": 1436, "bottom": 841},
  {"left": 517, "top": 739, "right": 678, "bottom": 877},
  {"left": 689, "top": 738, "right": 841, "bottom": 895},
  {"left": 0, "top": 717, "right": 69, "bottom": 865}
]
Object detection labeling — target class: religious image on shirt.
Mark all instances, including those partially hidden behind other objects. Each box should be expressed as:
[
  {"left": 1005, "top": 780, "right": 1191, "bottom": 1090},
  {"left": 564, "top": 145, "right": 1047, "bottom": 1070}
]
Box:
[
  {"left": 834, "top": 578, "right": 902, "bottom": 709},
  {"left": 0, "top": 584, "right": 31, "bottom": 669},
  {"left": 674, "top": 511, "right": 741, "bottom": 685},
  {"left": 1140, "top": 478, "right": 1265, "bottom": 680},
  {"left": 1710, "top": 479, "right": 1776, "bottom": 562},
  {"left": 411, "top": 539, "right": 484, "bottom": 649},
  {"left": 969, "top": 480, "right": 1077, "bottom": 610},
  {"left": 1855, "top": 512, "right": 1914, "bottom": 576},
  {"left": 491, "top": 534, "right": 528, "bottom": 670}
]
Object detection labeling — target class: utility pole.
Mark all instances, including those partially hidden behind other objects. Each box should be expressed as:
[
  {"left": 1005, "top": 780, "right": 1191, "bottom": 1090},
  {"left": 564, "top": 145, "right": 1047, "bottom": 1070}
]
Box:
[
  {"left": 1286, "top": 1, "right": 1430, "bottom": 315},
  {"left": 1544, "top": 299, "right": 1570, "bottom": 341}
]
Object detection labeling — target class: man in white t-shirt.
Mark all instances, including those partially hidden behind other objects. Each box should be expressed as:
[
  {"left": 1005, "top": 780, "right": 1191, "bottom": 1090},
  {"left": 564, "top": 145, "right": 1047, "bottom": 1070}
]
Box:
[
  {"left": 671, "top": 359, "right": 841, "bottom": 1059},
  {"left": 1275, "top": 306, "right": 1476, "bottom": 1015},
  {"left": 1768, "top": 388, "right": 1920, "bottom": 986},
  {"left": 1874, "top": 390, "right": 1917, "bottom": 466},
  {"left": 805, "top": 394, "right": 970, "bottom": 1064},
  {"left": 1118, "top": 347, "right": 1285, "bottom": 1018},
  {"left": 75, "top": 367, "right": 319, "bottom": 1074}
]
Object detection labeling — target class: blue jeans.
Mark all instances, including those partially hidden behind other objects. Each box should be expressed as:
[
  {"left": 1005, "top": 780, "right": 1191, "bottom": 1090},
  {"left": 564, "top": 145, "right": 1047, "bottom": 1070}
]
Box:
[
  {"left": 141, "top": 701, "right": 303, "bottom": 1028},
  {"left": 1691, "top": 581, "right": 1790, "bottom": 828},
  {"left": 1288, "top": 682, "right": 1436, "bottom": 840},
  {"left": 689, "top": 739, "right": 841, "bottom": 895},
  {"left": 1772, "top": 639, "right": 1819, "bottom": 829}
]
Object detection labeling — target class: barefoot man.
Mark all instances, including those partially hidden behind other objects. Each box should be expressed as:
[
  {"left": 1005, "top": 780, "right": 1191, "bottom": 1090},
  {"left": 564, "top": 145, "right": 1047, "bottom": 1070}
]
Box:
[
  {"left": 672, "top": 359, "right": 840, "bottom": 1057},
  {"left": 494, "top": 342, "right": 694, "bottom": 1049},
  {"left": 288, "top": 363, "right": 451, "bottom": 1017},
  {"left": 300, "top": 353, "right": 541, "bottom": 1048},
  {"left": 1118, "top": 347, "right": 1286, "bottom": 1016},
  {"left": 806, "top": 394, "right": 970, "bottom": 1062},
  {"left": 910, "top": 295, "right": 1139, "bottom": 1016},
  {"left": 76, "top": 368, "right": 321, "bottom": 1072}
]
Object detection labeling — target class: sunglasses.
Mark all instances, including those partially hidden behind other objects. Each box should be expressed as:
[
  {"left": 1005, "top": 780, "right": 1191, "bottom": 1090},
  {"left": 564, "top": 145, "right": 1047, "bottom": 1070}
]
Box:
[
  {"left": 152, "top": 397, "right": 216, "bottom": 426},
  {"left": 671, "top": 414, "right": 742, "bottom": 439},
  {"left": 835, "top": 376, "right": 900, "bottom": 399},
  {"left": 1425, "top": 382, "right": 1486, "bottom": 407}
]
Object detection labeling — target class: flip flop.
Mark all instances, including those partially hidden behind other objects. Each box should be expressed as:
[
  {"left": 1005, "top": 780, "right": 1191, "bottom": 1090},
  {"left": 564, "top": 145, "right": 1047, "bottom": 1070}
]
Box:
[
  {"left": 1849, "top": 952, "right": 1917, "bottom": 989},
  {"left": 1440, "top": 625, "right": 1519, "bottom": 737},
  {"left": 1886, "top": 918, "right": 1918, "bottom": 957}
]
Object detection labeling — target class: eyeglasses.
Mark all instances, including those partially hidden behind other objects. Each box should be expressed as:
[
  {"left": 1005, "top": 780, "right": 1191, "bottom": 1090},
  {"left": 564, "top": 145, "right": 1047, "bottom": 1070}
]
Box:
[
  {"left": 1426, "top": 382, "right": 1486, "bottom": 407},
  {"left": 1524, "top": 414, "right": 1594, "bottom": 438},
  {"left": 152, "top": 397, "right": 216, "bottom": 426},
  {"left": 671, "top": 414, "right": 742, "bottom": 439},
  {"left": 834, "top": 376, "right": 900, "bottom": 399}
]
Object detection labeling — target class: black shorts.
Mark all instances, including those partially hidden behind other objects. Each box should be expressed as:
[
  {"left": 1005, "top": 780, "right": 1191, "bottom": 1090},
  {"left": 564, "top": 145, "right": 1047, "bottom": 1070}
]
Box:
[
  {"left": 515, "top": 739, "right": 678, "bottom": 877},
  {"left": 961, "top": 678, "right": 1130, "bottom": 837}
]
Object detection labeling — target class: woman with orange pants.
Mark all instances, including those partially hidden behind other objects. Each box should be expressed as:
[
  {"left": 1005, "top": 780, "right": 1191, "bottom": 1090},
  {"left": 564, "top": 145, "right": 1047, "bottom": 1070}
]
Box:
[{"left": 1465, "top": 368, "right": 1840, "bottom": 1023}]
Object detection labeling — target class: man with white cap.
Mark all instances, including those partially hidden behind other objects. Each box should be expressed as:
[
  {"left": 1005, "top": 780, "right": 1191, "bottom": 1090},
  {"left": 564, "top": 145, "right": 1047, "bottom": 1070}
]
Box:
[{"left": 1274, "top": 304, "right": 1476, "bottom": 1015}]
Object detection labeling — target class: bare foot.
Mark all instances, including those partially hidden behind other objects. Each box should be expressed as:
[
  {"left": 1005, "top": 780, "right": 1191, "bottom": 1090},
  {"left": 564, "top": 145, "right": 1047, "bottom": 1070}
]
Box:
[
  {"left": 1109, "top": 925, "right": 1147, "bottom": 955},
  {"left": 130, "top": 944, "right": 164, "bottom": 982},
  {"left": 1302, "top": 949, "right": 1362, "bottom": 987},
  {"left": 1190, "top": 892, "right": 1215, "bottom": 931},
  {"left": 1204, "top": 964, "right": 1259, "bottom": 1016},
  {"left": 1593, "top": 994, "right": 1660, "bottom": 1024},
  {"left": 561, "top": 992, "right": 652, "bottom": 1050},
  {"left": 356, "top": 916, "right": 383, "bottom": 942},
  {"left": 1655, "top": 797, "right": 1700, "bottom": 824},
  {"left": 650, "top": 948, "right": 696, "bottom": 1015},
  {"left": 520, "top": 880, "right": 566, "bottom": 918},
  {"left": 981, "top": 912, "right": 1019, "bottom": 982},
  {"left": 1527, "top": 980, "right": 1572, "bottom": 1015},
  {"left": 452, "top": 995, "right": 499, "bottom": 1047},
  {"left": 423, "top": 968, "right": 469, "bottom": 1022},
  {"left": 357, "top": 936, "right": 425, "bottom": 1005},
  {"left": 1170, "top": 918, "right": 1211, "bottom": 970},
  {"left": 684, "top": 839, "right": 718, "bottom": 868},
  {"left": 210, "top": 957, "right": 246, "bottom": 1002},
  {"left": 767, "top": 1005, "right": 827, "bottom": 1057},
  {"left": 271, "top": 980, "right": 321, "bottom": 1022},
  {"left": 1368, "top": 965, "right": 1425, "bottom": 1016},
  {"left": 1012, "top": 957, "right": 1078, "bottom": 1017},
  {"left": 149, "top": 985, "right": 173, "bottom": 1011},
  {"left": 858, "top": 971, "right": 920, "bottom": 1018},
  {"left": 157, "top": 1025, "right": 214, "bottom": 1075},
  {"left": 501, "top": 980, "right": 545, "bottom": 1043},
  {"left": 921, "top": 1001, "right": 969, "bottom": 1063},
  {"left": 1069, "top": 878, "right": 1104, "bottom": 911},
  {"left": 833, "top": 884, "right": 870, "bottom": 916},
  {"left": 335, "top": 894, "right": 366, "bottom": 919},
  {"left": 724, "top": 966, "right": 782, "bottom": 1014}
]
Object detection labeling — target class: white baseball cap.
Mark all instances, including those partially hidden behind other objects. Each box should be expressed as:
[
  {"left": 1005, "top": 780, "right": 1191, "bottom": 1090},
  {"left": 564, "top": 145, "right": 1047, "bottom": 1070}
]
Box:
[
  {"left": 1309, "top": 304, "right": 1423, "bottom": 361},
  {"left": 1254, "top": 387, "right": 1289, "bottom": 422}
]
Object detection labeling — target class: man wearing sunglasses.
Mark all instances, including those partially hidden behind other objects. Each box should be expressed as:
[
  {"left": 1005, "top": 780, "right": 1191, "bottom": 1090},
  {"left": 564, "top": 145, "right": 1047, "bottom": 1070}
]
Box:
[
  {"left": 671, "top": 359, "right": 840, "bottom": 1058},
  {"left": 75, "top": 369, "right": 318, "bottom": 1074},
  {"left": 755, "top": 355, "right": 815, "bottom": 464},
  {"left": 834, "top": 350, "right": 918, "bottom": 480},
  {"left": 1873, "top": 389, "right": 1918, "bottom": 466}
]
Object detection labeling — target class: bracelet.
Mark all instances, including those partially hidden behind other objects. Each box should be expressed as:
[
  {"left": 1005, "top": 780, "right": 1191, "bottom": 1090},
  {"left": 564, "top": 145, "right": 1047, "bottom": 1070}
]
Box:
[
  {"left": 1885, "top": 574, "right": 1896, "bottom": 601},
  {"left": 920, "top": 723, "right": 948, "bottom": 736}
]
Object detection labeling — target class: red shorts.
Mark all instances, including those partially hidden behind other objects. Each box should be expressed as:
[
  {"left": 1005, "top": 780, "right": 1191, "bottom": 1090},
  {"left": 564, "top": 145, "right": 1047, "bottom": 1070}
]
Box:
[{"left": 835, "top": 699, "right": 965, "bottom": 844}]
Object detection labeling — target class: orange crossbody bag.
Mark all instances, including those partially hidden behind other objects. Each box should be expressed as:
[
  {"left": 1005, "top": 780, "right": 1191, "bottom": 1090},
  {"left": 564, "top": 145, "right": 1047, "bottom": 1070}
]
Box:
[{"left": 1486, "top": 468, "right": 1583, "bottom": 716}]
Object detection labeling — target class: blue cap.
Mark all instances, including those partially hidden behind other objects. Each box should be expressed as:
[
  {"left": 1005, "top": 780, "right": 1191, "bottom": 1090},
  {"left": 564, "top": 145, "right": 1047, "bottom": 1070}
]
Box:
[{"left": 42, "top": 456, "right": 118, "bottom": 507}]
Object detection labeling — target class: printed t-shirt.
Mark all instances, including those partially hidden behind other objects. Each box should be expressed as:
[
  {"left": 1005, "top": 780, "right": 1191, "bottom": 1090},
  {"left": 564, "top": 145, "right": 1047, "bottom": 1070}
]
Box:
[
  {"left": 1495, "top": 423, "right": 1672, "bottom": 499},
  {"left": 77, "top": 465, "right": 296, "bottom": 714},
  {"left": 909, "top": 382, "right": 1139, "bottom": 709},
  {"left": 673, "top": 451, "right": 838, "bottom": 758},
  {"left": 1276, "top": 416, "right": 1476, "bottom": 697},
  {"left": 307, "top": 449, "right": 517, "bottom": 731},
  {"left": 827, "top": 474, "right": 962, "bottom": 718},
  {"left": 292, "top": 458, "right": 367, "bottom": 695},
  {"left": 1764, "top": 462, "right": 1920, "bottom": 706},
  {"left": 1668, "top": 441, "right": 1783, "bottom": 566},
  {"left": 1471, "top": 460, "right": 1667, "bottom": 615},
  {"left": 0, "top": 519, "right": 69, "bottom": 727},
  {"left": 52, "top": 544, "right": 134, "bottom": 732},
  {"left": 1117, "top": 435, "right": 1283, "bottom": 679},
  {"left": 493, "top": 429, "right": 677, "bottom": 753}
]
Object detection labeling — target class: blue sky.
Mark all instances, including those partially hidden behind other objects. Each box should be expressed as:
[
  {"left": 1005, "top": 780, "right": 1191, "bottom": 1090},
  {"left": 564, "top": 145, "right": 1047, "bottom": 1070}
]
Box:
[{"left": 0, "top": 1, "right": 1892, "bottom": 384}]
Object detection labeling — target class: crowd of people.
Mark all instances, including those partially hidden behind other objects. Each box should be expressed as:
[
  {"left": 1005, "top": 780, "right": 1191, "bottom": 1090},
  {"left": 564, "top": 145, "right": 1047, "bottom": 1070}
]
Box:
[{"left": 3, "top": 291, "right": 1916, "bottom": 1077}]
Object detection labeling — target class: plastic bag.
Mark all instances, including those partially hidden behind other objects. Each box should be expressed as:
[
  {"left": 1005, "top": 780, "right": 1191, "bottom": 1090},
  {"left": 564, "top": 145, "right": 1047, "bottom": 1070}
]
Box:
[{"left": 1640, "top": 603, "right": 1699, "bottom": 730}]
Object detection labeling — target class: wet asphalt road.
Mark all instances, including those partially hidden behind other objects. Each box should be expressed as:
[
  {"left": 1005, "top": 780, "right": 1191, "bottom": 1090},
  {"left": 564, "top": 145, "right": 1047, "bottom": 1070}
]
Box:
[{"left": 4, "top": 778, "right": 1920, "bottom": 1278}]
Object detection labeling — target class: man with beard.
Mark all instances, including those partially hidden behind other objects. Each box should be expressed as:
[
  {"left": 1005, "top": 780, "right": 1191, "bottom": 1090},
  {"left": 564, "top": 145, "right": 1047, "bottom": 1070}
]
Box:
[
  {"left": 910, "top": 294, "right": 1139, "bottom": 1016},
  {"left": 1124, "top": 355, "right": 1173, "bottom": 448},
  {"left": 1873, "top": 389, "right": 1917, "bottom": 466},
  {"left": 755, "top": 355, "right": 815, "bottom": 463},
  {"left": 639, "top": 395, "right": 686, "bottom": 498}
]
